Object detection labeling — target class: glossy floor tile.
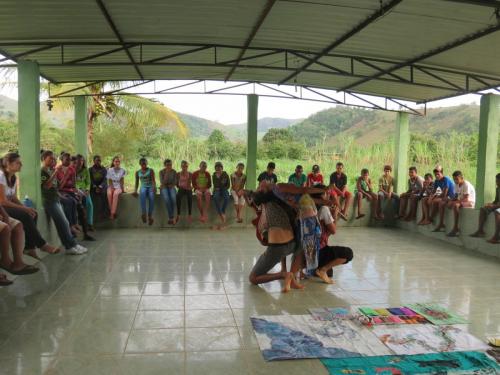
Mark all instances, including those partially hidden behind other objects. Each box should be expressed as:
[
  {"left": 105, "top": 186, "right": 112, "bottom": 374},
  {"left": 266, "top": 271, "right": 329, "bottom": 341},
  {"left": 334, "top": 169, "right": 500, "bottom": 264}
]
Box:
[{"left": 1, "top": 227, "right": 499, "bottom": 374}]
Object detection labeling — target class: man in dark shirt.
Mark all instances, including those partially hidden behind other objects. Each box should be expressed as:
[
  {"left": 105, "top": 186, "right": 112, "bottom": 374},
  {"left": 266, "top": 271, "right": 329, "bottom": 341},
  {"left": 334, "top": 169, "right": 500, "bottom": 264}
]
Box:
[
  {"left": 328, "top": 162, "right": 352, "bottom": 220},
  {"left": 257, "top": 162, "right": 278, "bottom": 186},
  {"left": 89, "top": 155, "right": 108, "bottom": 219}
]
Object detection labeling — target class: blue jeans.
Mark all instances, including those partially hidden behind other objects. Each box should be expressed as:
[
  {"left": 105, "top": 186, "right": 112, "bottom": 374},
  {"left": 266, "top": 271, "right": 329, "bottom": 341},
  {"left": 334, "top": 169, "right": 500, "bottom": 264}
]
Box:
[
  {"left": 161, "top": 187, "right": 177, "bottom": 219},
  {"left": 44, "top": 200, "right": 77, "bottom": 250},
  {"left": 213, "top": 189, "right": 229, "bottom": 215},
  {"left": 82, "top": 194, "right": 94, "bottom": 226},
  {"left": 140, "top": 187, "right": 155, "bottom": 216}
]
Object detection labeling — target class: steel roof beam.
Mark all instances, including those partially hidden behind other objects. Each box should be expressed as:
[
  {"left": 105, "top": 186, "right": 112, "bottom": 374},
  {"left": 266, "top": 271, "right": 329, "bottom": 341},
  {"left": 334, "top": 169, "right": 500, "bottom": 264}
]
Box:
[
  {"left": 145, "top": 46, "right": 212, "bottom": 64},
  {"left": 279, "top": 0, "right": 403, "bottom": 84},
  {"left": 0, "top": 44, "right": 58, "bottom": 63},
  {"left": 0, "top": 47, "right": 57, "bottom": 83},
  {"left": 65, "top": 44, "right": 139, "bottom": 64},
  {"left": 224, "top": 0, "right": 277, "bottom": 82},
  {"left": 339, "top": 22, "right": 500, "bottom": 92},
  {"left": 50, "top": 81, "right": 103, "bottom": 97},
  {"left": 443, "top": 0, "right": 500, "bottom": 8},
  {"left": 95, "top": 0, "right": 143, "bottom": 80}
]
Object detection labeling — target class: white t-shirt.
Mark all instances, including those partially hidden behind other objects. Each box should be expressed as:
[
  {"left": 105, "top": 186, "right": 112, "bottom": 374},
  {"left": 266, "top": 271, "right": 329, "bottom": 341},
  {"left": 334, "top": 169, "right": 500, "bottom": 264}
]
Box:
[
  {"left": 0, "top": 170, "right": 16, "bottom": 199},
  {"left": 318, "top": 206, "right": 334, "bottom": 225},
  {"left": 107, "top": 167, "right": 126, "bottom": 189},
  {"left": 455, "top": 180, "right": 475, "bottom": 205}
]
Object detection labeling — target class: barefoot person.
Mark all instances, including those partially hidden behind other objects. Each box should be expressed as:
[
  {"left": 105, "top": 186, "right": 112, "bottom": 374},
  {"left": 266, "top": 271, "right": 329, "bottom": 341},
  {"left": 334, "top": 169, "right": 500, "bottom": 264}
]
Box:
[
  {"left": 231, "top": 163, "right": 246, "bottom": 223},
  {"left": 107, "top": 156, "right": 126, "bottom": 220},
  {"left": 329, "top": 162, "right": 352, "bottom": 220},
  {"left": 133, "top": 158, "right": 156, "bottom": 226},
  {"left": 421, "top": 166, "right": 455, "bottom": 226},
  {"left": 471, "top": 173, "right": 500, "bottom": 241},
  {"left": 193, "top": 161, "right": 212, "bottom": 222},
  {"left": 212, "top": 161, "right": 230, "bottom": 229},
  {"left": 398, "top": 166, "right": 424, "bottom": 221},
  {"left": 417, "top": 173, "right": 436, "bottom": 225},
  {"left": 176, "top": 161, "right": 193, "bottom": 224},
  {"left": 377, "top": 165, "right": 399, "bottom": 219},
  {"left": 0, "top": 152, "right": 60, "bottom": 258},
  {"left": 247, "top": 182, "right": 325, "bottom": 292},
  {"left": 159, "top": 159, "right": 178, "bottom": 225},
  {"left": 354, "top": 169, "right": 380, "bottom": 220}
]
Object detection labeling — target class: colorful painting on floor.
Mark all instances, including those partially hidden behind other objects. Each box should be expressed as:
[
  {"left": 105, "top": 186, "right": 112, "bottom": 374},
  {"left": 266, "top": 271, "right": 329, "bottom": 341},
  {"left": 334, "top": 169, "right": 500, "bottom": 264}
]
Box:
[
  {"left": 358, "top": 306, "right": 429, "bottom": 325},
  {"left": 321, "top": 351, "right": 500, "bottom": 375},
  {"left": 308, "top": 307, "right": 351, "bottom": 321},
  {"left": 372, "top": 324, "right": 489, "bottom": 355},
  {"left": 406, "top": 303, "right": 468, "bottom": 325},
  {"left": 250, "top": 314, "right": 392, "bottom": 361}
]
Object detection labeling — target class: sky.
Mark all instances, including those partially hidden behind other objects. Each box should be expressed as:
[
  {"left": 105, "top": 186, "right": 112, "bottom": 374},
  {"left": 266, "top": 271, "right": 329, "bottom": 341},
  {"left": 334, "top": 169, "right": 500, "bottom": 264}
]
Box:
[{"left": 0, "top": 71, "right": 484, "bottom": 125}]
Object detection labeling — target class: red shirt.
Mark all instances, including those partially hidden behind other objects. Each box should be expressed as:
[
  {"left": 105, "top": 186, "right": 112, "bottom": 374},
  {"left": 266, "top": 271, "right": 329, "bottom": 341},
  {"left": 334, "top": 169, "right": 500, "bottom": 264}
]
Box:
[
  {"left": 56, "top": 165, "right": 77, "bottom": 193},
  {"left": 307, "top": 173, "right": 324, "bottom": 187}
]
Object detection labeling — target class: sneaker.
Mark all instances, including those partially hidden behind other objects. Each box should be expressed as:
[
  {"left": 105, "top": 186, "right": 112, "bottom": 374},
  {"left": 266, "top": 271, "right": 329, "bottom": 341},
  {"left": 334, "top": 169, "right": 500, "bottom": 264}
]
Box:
[
  {"left": 66, "top": 247, "right": 83, "bottom": 255},
  {"left": 76, "top": 244, "right": 88, "bottom": 254}
]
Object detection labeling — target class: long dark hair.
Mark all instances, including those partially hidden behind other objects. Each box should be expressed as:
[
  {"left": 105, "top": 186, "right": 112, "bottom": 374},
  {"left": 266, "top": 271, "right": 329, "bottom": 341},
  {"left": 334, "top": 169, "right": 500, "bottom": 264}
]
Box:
[
  {"left": 110, "top": 156, "right": 120, "bottom": 168},
  {"left": 0, "top": 152, "right": 20, "bottom": 188}
]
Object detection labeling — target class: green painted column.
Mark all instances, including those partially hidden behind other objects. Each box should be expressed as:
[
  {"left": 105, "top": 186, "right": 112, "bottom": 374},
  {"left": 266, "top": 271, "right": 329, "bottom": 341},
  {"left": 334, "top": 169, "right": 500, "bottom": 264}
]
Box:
[
  {"left": 17, "top": 60, "right": 41, "bottom": 207},
  {"left": 74, "top": 96, "right": 88, "bottom": 160},
  {"left": 394, "top": 111, "right": 409, "bottom": 194},
  {"left": 246, "top": 94, "right": 259, "bottom": 190},
  {"left": 476, "top": 94, "right": 500, "bottom": 208}
]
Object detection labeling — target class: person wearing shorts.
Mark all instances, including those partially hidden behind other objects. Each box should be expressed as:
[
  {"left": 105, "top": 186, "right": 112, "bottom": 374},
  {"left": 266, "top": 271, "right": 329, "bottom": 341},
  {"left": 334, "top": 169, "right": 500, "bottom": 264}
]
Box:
[
  {"left": 192, "top": 161, "right": 212, "bottom": 223},
  {"left": 471, "top": 173, "right": 500, "bottom": 243},
  {"left": 329, "top": 162, "right": 352, "bottom": 220},
  {"left": 398, "top": 166, "right": 424, "bottom": 221},
  {"left": 231, "top": 162, "right": 246, "bottom": 223}
]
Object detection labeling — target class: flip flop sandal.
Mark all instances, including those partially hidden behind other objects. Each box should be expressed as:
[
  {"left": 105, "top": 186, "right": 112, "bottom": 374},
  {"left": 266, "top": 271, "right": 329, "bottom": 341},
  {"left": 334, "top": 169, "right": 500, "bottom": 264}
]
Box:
[
  {"left": 5, "top": 265, "right": 39, "bottom": 275},
  {"left": 0, "top": 278, "right": 13, "bottom": 286}
]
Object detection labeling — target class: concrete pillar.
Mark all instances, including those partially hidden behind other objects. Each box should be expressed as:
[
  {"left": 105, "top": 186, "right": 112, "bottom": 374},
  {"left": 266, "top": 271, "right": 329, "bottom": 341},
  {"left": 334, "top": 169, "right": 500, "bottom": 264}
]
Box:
[
  {"left": 17, "top": 60, "right": 41, "bottom": 206},
  {"left": 246, "top": 94, "right": 259, "bottom": 190},
  {"left": 394, "top": 112, "right": 409, "bottom": 194},
  {"left": 476, "top": 94, "right": 499, "bottom": 208},
  {"left": 74, "top": 96, "right": 88, "bottom": 160}
]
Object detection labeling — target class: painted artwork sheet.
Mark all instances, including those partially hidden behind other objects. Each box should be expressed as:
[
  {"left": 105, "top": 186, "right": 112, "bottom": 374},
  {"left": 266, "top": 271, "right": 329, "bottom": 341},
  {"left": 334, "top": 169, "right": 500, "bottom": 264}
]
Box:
[
  {"left": 372, "top": 324, "right": 489, "bottom": 355},
  {"left": 321, "top": 351, "right": 500, "bottom": 375},
  {"left": 308, "top": 307, "right": 351, "bottom": 321},
  {"left": 250, "top": 314, "right": 392, "bottom": 361},
  {"left": 358, "top": 306, "right": 429, "bottom": 325},
  {"left": 406, "top": 303, "right": 468, "bottom": 325}
]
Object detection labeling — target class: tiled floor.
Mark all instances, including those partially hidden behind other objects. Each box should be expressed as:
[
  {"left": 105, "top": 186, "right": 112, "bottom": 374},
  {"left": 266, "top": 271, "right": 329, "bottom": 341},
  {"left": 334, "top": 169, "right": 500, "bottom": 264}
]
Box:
[{"left": 1, "top": 227, "right": 499, "bottom": 375}]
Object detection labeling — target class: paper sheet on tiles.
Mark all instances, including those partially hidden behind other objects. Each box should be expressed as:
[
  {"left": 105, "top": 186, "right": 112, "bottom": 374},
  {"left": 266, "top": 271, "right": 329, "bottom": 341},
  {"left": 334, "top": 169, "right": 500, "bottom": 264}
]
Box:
[
  {"left": 250, "top": 314, "right": 392, "bottom": 361},
  {"left": 372, "top": 324, "right": 489, "bottom": 355},
  {"left": 406, "top": 303, "right": 468, "bottom": 325},
  {"left": 308, "top": 307, "right": 352, "bottom": 321},
  {"left": 321, "top": 351, "right": 500, "bottom": 375}
]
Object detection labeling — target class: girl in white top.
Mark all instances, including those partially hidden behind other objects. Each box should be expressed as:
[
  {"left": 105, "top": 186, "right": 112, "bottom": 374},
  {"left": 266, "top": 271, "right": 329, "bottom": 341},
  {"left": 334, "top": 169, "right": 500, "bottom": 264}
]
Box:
[{"left": 107, "top": 156, "right": 126, "bottom": 219}]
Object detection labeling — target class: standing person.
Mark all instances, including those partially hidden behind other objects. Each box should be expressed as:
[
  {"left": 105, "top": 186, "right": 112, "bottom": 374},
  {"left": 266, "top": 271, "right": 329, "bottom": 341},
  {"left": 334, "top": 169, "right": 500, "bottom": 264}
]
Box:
[
  {"left": 307, "top": 165, "right": 324, "bottom": 187},
  {"left": 89, "top": 155, "right": 108, "bottom": 219},
  {"left": 354, "top": 168, "right": 380, "bottom": 220},
  {"left": 40, "top": 150, "right": 87, "bottom": 255},
  {"left": 107, "top": 156, "right": 126, "bottom": 220},
  {"left": 159, "top": 159, "right": 177, "bottom": 225},
  {"left": 377, "top": 165, "right": 399, "bottom": 219},
  {"left": 231, "top": 162, "right": 246, "bottom": 223},
  {"left": 329, "top": 162, "right": 352, "bottom": 220},
  {"left": 257, "top": 162, "right": 278, "bottom": 186},
  {"left": 288, "top": 165, "right": 306, "bottom": 187},
  {"left": 212, "top": 162, "right": 230, "bottom": 229},
  {"left": 192, "top": 161, "right": 212, "bottom": 223},
  {"left": 75, "top": 155, "right": 94, "bottom": 232},
  {"left": 133, "top": 158, "right": 156, "bottom": 226},
  {"left": 434, "top": 170, "right": 475, "bottom": 236},
  {"left": 0, "top": 153, "right": 60, "bottom": 258},
  {"left": 471, "top": 173, "right": 500, "bottom": 241},
  {"left": 176, "top": 160, "right": 193, "bottom": 224},
  {"left": 398, "top": 166, "right": 424, "bottom": 221},
  {"left": 417, "top": 173, "right": 437, "bottom": 225},
  {"left": 0, "top": 205, "right": 39, "bottom": 275},
  {"left": 420, "top": 166, "right": 455, "bottom": 225}
]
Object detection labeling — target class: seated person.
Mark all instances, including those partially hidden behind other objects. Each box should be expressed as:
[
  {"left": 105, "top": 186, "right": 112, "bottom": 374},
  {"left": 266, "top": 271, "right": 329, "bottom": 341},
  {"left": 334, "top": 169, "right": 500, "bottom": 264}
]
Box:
[
  {"left": 377, "top": 165, "right": 399, "bottom": 219},
  {"left": 420, "top": 166, "right": 455, "bottom": 225},
  {"left": 435, "top": 170, "right": 475, "bottom": 236},
  {"left": 41, "top": 151, "right": 87, "bottom": 255},
  {"left": 307, "top": 165, "right": 324, "bottom": 187},
  {"left": 0, "top": 152, "right": 60, "bottom": 258},
  {"left": 398, "top": 166, "right": 424, "bottom": 221},
  {"left": 310, "top": 187, "right": 353, "bottom": 284},
  {"left": 471, "top": 173, "right": 500, "bottom": 243},
  {"left": 132, "top": 158, "right": 156, "bottom": 226},
  {"left": 192, "top": 161, "right": 212, "bottom": 223},
  {"left": 176, "top": 160, "right": 193, "bottom": 224},
  {"left": 75, "top": 155, "right": 94, "bottom": 232},
  {"left": 354, "top": 168, "right": 380, "bottom": 220},
  {"left": 231, "top": 162, "right": 246, "bottom": 223},
  {"left": 107, "top": 156, "right": 126, "bottom": 220},
  {"left": 417, "top": 173, "right": 436, "bottom": 225},
  {"left": 212, "top": 161, "right": 230, "bottom": 229},
  {"left": 0, "top": 205, "right": 39, "bottom": 275},
  {"left": 89, "top": 155, "right": 108, "bottom": 219},
  {"left": 288, "top": 165, "right": 306, "bottom": 187},
  {"left": 257, "top": 162, "right": 278, "bottom": 186},
  {"left": 247, "top": 182, "right": 326, "bottom": 293},
  {"left": 159, "top": 159, "right": 178, "bottom": 225},
  {"left": 329, "top": 162, "right": 352, "bottom": 220}
]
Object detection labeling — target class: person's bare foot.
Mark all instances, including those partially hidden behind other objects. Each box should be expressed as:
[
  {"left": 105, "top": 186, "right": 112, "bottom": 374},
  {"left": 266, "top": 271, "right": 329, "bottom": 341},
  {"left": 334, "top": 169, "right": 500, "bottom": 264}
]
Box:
[
  {"left": 419, "top": 220, "right": 431, "bottom": 225},
  {"left": 290, "top": 276, "right": 305, "bottom": 290},
  {"left": 41, "top": 244, "right": 61, "bottom": 254},
  {"left": 470, "top": 231, "right": 486, "bottom": 238},
  {"left": 25, "top": 249, "right": 41, "bottom": 260},
  {"left": 356, "top": 213, "right": 365, "bottom": 220},
  {"left": 487, "top": 237, "right": 500, "bottom": 244},
  {"left": 282, "top": 272, "right": 294, "bottom": 293},
  {"left": 315, "top": 268, "right": 334, "bottom": 284}
]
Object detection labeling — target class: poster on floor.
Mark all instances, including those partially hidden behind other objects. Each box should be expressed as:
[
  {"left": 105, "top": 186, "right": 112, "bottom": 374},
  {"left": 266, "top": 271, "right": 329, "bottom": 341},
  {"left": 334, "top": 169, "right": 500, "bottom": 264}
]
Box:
[{"left": 406, "top": 303, "right": 468, "bottom": 325}]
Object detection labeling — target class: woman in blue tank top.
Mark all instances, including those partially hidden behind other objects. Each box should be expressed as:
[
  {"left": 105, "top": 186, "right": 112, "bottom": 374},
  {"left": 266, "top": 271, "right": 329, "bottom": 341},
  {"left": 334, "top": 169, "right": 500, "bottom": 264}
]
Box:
[{"left": 133, "top": 158, "right": 157, "bottom": 225}]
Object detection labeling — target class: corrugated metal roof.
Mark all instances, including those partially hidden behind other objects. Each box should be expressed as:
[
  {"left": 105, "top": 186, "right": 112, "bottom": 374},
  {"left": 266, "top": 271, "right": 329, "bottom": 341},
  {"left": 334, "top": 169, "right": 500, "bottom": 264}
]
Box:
[{"left": 1, "top": 0, "right": 499, "bottom": 103}]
